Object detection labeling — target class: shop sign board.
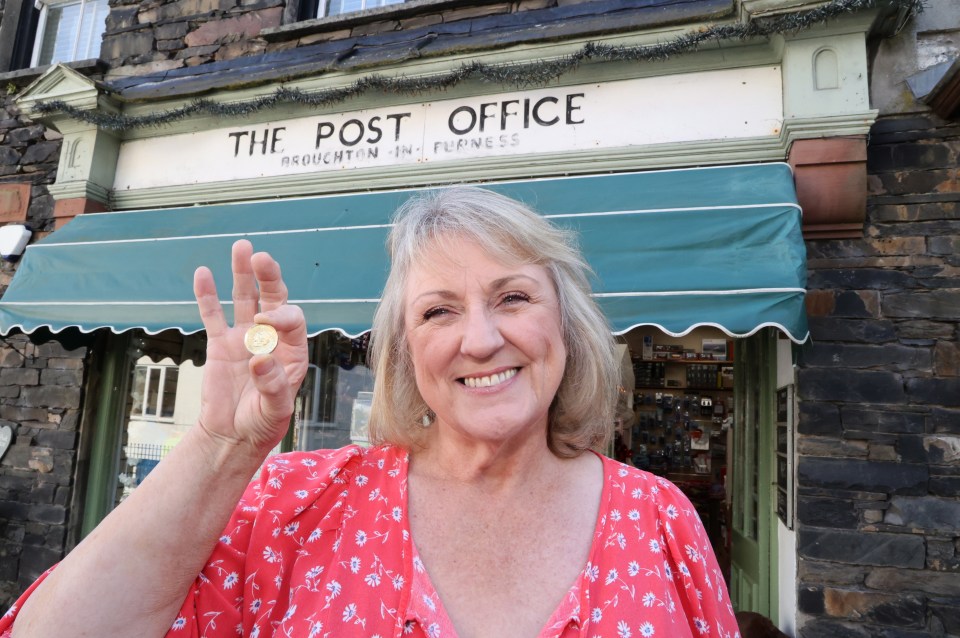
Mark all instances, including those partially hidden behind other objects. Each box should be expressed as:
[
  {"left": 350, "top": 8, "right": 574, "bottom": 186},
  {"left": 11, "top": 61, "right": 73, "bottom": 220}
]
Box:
[{"left": 113, "top": 66, "right": 782, "bottom": 190}]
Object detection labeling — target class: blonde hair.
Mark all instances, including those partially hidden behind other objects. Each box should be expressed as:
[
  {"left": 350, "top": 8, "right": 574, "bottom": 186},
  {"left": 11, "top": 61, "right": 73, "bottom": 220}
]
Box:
[{"left": 367, "top": 186, "right": 619, "bottom": 457}]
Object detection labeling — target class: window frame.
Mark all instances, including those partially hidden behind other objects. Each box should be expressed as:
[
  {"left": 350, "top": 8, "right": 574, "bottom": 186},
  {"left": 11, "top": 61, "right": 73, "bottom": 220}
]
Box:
[
  {"left": 29, "top": 0, "right": 107, "bottom": 69},
  {"left": 130, "top": 363, "right": 179, "bottom": 422}
]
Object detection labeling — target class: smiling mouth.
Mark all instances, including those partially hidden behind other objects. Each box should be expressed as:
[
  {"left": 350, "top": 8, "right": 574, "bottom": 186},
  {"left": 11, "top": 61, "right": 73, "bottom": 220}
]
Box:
[{"left": 460, "top": 368, "right": 519, "bottom": 388}]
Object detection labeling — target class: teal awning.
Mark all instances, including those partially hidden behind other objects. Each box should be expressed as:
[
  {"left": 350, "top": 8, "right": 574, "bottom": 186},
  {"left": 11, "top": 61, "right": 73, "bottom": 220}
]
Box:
[{"left": 0, "top": 163, "right": 808, "bottom": 342}]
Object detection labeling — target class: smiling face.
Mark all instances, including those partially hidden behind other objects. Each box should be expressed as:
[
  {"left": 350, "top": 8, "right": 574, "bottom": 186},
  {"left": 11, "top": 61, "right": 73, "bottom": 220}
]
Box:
[{"left": 404, "top": 236, "right": 567, "bottom": 449}]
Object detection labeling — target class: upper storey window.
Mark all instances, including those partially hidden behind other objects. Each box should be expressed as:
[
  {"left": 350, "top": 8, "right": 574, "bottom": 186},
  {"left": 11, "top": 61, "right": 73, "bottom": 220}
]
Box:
[
  {"left": 322, "top": 0, "right": 403, "bottom": 18},
  {"left": 30, "top": 0, "right": 108, "bottom": 66}
]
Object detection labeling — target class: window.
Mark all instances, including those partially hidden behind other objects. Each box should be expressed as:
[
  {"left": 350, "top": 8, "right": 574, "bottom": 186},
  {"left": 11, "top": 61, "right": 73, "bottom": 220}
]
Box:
[
  {"left": 30, "top": 0, "right": 108, "bottom": 67},
  {"left": 321, "top": 0, "right": 403, "bottom": 18},
  {"left": 129, "top": 363, "right": 179, "bottom": 421}
]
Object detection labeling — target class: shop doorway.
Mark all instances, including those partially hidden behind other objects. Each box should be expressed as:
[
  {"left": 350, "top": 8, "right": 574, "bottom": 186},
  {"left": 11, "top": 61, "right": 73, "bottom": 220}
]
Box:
[{"left": 619, "top": 327, "right": 783, "bottom": 617}]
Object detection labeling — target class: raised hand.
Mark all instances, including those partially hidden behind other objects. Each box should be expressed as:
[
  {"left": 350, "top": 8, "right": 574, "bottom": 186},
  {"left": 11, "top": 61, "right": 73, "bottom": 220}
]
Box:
[{"left": 193, "top": 239, "right": 309, "bottom": 457}]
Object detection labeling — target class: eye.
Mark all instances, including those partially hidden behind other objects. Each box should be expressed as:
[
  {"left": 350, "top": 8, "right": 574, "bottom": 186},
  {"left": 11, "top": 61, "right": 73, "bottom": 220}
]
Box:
[
  {"left": 501, "top": 292, "right": 531, "bottom": 305},
  {"left": 422, "top": 306, "right": 450, "bottom": 321}
]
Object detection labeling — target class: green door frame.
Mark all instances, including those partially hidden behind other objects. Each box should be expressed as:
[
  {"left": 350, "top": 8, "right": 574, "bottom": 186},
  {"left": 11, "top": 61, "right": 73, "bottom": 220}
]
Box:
[
  {"left": 80, "top": 332, "right": 133, "bottom": 537},
  {"left": 730, "top": 329, "right": 779, "bottom": 618}
]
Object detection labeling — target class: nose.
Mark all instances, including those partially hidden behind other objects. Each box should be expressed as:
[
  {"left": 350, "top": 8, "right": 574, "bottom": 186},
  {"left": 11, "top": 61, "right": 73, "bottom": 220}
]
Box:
[{"left": 459, "top": 306, "right": 505, "bottom": 359}]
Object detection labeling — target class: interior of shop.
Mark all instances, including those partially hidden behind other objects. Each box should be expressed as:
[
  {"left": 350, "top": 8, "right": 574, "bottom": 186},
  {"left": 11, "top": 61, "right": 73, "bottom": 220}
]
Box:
[{"left": 617, "top": 326, "right": 735, "bottom": 580}]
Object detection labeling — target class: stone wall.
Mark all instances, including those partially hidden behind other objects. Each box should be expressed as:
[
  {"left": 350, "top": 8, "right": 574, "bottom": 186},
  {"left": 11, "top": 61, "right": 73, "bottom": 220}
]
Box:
[
  {"left": 796, "top": 113, "right": 960, "bottom": 637},
  {"left": 0, "top": 90, "right": 88, "bottom": 609},
  {"left": 99, "top": 0, "right": 580, "bottom": 77}
]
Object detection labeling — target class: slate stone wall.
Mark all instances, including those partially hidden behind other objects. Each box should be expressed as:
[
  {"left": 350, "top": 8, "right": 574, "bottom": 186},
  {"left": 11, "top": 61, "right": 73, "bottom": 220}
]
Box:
[
  {"left": 0, "top": 89, "right": 89, "bottom": 609},
  {"left": 796, "top": 113, "right": 960, "bottom": 637}
]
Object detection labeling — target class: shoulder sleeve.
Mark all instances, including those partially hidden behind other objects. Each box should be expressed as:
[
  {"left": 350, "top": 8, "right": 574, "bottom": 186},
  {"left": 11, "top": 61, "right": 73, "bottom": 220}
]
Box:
[
  {"left": 653, "top": 474, "right": 740, "bottom": 638},
  {"left": 0, "top": 445, "right": 364, "bottom": 638},
  {"left": 165, "top": 444, "right": 364, "bottom": 637}
]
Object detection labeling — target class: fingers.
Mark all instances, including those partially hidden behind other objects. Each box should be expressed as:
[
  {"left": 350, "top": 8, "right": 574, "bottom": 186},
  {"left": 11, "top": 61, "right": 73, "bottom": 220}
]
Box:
[
  {"left": 232, "top": 240, "right": 258, "bottom": 326},
  {"left": 248, "top": 354, "right": 296, "bottom": 428},
  {"left": 194, "top": 266, "right": 229, "bottom": 339},
  {"left": 251, "top": 251, "right": 288, "bottom": 313},
  {"left": 255, "top": 304, "right": 306, "bottom": 340}
]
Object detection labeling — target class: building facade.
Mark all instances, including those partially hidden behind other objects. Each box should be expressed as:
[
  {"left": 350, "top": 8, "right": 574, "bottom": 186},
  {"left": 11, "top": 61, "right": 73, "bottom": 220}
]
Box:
[{"left": 0, "top": 0, "right": 957, "bottom": 636}]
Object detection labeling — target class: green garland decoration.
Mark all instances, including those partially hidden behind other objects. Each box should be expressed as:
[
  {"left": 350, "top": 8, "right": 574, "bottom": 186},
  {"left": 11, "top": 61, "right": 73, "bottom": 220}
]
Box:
[{"left": 33, "top": 0, "right": 922, "bottom": 130}]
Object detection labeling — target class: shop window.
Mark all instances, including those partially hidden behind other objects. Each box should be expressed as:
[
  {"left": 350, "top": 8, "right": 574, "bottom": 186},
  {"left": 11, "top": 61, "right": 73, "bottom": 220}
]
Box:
[
  {"left": 117, "top": 357, "right": 197, "bottom": 505},
  {"left": 101, "top": 330, "right": 373, "bottom": 513},
  {"left": 293, "top": 332, "right": 374, "bottom": 450},
  {"left": 27, "top": 0, "right": 108, "bottom": 67}
]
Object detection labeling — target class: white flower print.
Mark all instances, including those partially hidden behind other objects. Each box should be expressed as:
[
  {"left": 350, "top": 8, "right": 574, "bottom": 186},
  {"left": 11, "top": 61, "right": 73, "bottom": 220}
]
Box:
[
  {"left": 301, "top": 457, "right": 317, "bottom": 467},
  {"left": 640, "top": 621, "right": 655, "bottom": 636},
  {"left": 284, "top": 522, "right": 299, "bottom": 536},
  {"left": 249, "top": 599, "right": 261, "bottom": 613},
  {"left": 282, "top": 605, "right": 297, "bottom": 622},
  {"left": 392, "top": 506, "right": 403, "bottom": 521},
  {"left": 611, "top": 509, "right": 622, "bottom": 521},
  {"left": 679, "top": 562, "right": 691, "bottom": 577},
  {"left": 422, "top": 594, "right": 437, "bottom": 612},
  {"left": 664, "top": 562, "right": 673, "bottom": 578},
  {"left": 295, "top": 489, "right": 309, "bottom": 499},
  {"left": 350, "top": 556, "right": 361, "bottom": 573},
  {"left": 326, "top": 580, "right": 342, "bottom": 597},
  {"left": 591, "top": 608, "right": 603, "bottom": 622},
  {"left": 364, "top": 572, "right": 381, "bottom": 587},
  {"left": 356, "top": 530, "right": 368, "bottom": 546},
  {"left": 219, "top": 535, "right": 232, "bottom": 545},
  {"left": 628, "top": 509, "right": 641, "bottom": 521},
  {"left": 649, "top": 539, "right": 662, "bottom": 553},
  {"left": 617, "top": 620, "right": 632, "bottom": 638},
  {"left": 605, "top": 568, "right": 619, "bottom": 585},
  {"left": 309, "top": 621, "right": 323, "bottom": 637},
  {"left": 694, "top": 617, "right": 710, "bottom": 634},
  {"left": 343, "top": 603, "right": 357, "bottom": 621},
  {"left": 618, "top": 468, "right": 629, "bottom": 477},
  {"left": 262, "top": 546, "right": 280, "bottom": 563},
  {"left": 267, "top": 476, "right": 283, "bottom": 490},
  {"left": 642, "top": 592, "right": 656, "bottom": 607},
  {"left": 586, "top": 563, "right": 600, "bottom": 582},
  {"left": 617, "top": 532, "right": 627, "bottom": 549},
  {"left": 356, "top": 474, "right": 369, "bottom": 486},
  {"left": 628, "top": 561, "right": 641, "bottom": 577},
  {"left": 685, "top": 544, "right": 701, "bottom": 563},
  {"left": 308, "top": 528, "right": 322, "bottom": 542},
  {"left": 632, "top": 487, "right": 644, "bottom": 499},
  {"left": 171, "top": 616, "right": 186, "bottom": 631},
  {"left": 223, "top": 572, "right": 239, "bottom": 589},
  {"left": 392, "top": 575, "right": 405, "bottom": 590},
  {"left": 369, "top": 488, "right": 381, "bottom": 500},
  {"left": 306, "top": 565, "right": 323, "bottom": 580},
  {"left": 665, "top": 504, "right": 679, "bottom": 519}
]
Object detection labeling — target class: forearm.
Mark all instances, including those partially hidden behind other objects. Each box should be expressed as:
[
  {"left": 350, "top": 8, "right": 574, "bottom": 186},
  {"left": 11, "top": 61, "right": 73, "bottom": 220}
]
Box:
[{"left": 12, "top": 425, "right": 266, "bottom": 638}]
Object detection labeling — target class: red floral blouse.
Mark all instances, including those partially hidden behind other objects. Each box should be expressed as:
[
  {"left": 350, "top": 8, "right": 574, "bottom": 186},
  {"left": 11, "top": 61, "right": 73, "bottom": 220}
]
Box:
[{"left": 1, "top": 445, "right": 740, "bottom": 638}]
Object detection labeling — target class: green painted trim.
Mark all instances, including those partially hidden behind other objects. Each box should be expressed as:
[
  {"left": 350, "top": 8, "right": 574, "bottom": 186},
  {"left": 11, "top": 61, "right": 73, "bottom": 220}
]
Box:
[
  {"left": 48, "top": 180, "right": 111, "bottom": 203},
  {"left": 81, "top": 332, "right": 131, "bottom": 537}
]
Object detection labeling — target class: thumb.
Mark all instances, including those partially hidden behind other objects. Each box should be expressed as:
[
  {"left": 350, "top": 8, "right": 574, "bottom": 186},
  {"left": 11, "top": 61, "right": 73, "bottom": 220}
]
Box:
[{"left": 249, "top": 355, "right": 295, "bottom": 427}]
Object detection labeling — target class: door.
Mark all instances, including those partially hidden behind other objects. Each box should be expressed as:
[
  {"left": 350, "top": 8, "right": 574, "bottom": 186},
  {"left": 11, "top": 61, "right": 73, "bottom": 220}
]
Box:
[{"left": 729, "top": 329, "right": 779, "bottom": 617}]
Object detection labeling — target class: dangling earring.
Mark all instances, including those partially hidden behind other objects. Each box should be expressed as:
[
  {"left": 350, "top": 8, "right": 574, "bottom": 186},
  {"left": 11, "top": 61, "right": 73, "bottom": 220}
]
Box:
[{"left": 421, "top": 409, "right": 435, "bottom": 427}]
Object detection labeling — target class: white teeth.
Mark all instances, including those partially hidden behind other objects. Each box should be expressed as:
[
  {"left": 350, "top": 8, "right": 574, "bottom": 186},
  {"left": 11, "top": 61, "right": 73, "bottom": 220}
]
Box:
[{"left": 463, "top": 368, "right": 517, "bottom": 388}]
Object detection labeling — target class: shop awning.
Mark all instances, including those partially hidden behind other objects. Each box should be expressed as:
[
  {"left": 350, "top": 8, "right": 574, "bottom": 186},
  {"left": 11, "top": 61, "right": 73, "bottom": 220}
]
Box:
[{"left": 0, "top": 163, "right": 808, "bottom": 342}]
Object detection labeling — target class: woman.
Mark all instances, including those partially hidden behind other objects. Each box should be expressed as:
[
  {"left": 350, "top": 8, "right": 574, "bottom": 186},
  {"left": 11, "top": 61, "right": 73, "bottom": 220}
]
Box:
[{"left": 1, "top": 187, "right": 738, "bottom": 637}]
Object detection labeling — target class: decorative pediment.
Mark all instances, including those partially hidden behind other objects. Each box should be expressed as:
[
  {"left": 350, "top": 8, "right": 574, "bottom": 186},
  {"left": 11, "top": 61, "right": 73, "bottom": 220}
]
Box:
[{"left": 15, "top": 64, "right": 117, "bottom": 131}]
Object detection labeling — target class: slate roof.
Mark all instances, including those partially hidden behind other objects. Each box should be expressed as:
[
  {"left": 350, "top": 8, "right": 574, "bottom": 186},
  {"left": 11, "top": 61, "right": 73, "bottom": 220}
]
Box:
[{"left": 104, "top": 0, "right": 733, "bottom": 101}]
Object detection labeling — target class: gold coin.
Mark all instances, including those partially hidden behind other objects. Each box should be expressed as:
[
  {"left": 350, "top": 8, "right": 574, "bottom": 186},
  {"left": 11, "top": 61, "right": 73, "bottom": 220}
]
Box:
[{"left": 244, "top": 324, "right": 279, "bottom": 355}]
